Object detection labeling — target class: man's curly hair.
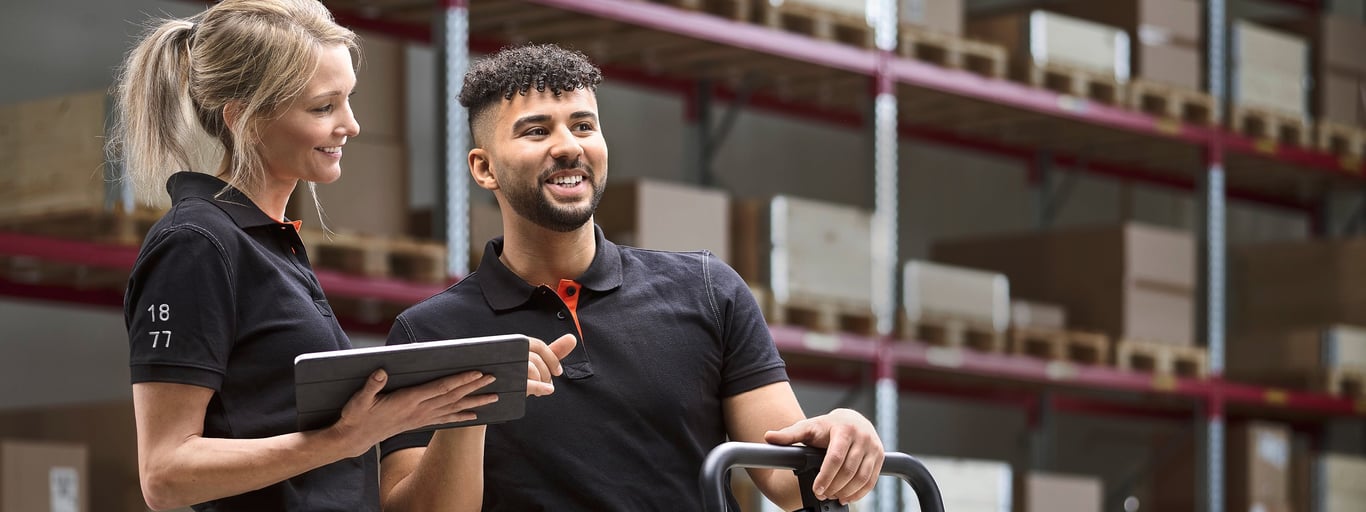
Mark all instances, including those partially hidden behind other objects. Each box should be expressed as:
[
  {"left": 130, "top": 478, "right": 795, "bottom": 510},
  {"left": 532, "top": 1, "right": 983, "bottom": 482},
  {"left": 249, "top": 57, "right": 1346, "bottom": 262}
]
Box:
[{"left": 461, "top": 44, "right": 603, "bottom": 146}]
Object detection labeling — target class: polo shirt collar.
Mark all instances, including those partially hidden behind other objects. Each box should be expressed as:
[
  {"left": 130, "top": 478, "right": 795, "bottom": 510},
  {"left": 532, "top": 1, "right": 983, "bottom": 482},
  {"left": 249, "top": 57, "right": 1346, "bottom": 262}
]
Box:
[
  {"left": 167, "top": 171, "right": 283, "bottom": 229},
  {"left": 478, "top": 224, "right": 623, "bottom": 311}
]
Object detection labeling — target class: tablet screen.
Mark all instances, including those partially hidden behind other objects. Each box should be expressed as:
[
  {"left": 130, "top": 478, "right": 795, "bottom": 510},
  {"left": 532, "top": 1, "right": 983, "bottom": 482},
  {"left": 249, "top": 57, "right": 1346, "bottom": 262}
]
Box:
[{"left": 294, "top": 334, "right": 529, "bottom": 432}]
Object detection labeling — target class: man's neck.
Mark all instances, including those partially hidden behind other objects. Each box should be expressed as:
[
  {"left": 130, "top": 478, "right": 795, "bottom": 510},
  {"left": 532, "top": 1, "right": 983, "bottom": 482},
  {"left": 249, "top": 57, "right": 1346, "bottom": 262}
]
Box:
[{"left": 498, "top": 216, "right": 597, "bottom": 287}]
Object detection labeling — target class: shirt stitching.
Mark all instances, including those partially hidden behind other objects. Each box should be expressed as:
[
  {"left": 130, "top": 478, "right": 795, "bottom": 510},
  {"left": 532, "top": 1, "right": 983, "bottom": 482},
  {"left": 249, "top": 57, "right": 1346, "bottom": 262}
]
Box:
[{"left": 701, "top": 250, "right": 722, "bottom": 334}]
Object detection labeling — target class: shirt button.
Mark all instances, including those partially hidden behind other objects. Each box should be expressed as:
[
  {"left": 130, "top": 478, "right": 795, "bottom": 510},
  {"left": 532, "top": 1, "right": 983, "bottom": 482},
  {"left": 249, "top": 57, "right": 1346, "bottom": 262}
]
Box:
[
  {"left": 556, "top": 310, "right": 567, "bottom": 320},
  {"left": 566, "top": 286, "right": 577, "bottom": 297}
]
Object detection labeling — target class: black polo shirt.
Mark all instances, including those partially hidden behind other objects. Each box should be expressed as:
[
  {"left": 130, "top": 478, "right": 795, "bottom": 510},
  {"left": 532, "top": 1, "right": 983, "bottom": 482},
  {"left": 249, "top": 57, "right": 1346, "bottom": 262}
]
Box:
[
  {"left": 380, "top": 226, "right": 788, "bottom": 511},
  {"left": 125, "top": 172, "right": 378, "bottom": 511}
]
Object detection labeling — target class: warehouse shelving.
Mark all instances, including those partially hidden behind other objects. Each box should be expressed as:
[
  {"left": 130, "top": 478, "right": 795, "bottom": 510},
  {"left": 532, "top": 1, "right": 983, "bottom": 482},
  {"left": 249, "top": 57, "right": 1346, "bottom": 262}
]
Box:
[{"left": 2, "top": 0, "right": 1363, "bottom": 510}]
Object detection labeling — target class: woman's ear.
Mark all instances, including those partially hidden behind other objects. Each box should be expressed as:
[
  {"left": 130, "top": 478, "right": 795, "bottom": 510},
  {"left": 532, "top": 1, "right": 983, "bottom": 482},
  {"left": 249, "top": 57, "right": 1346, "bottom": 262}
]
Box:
[
  {"left": 222, "top": 101, "right": 244, "bottom": 130},
  {"left": 469, "top": 148, "right": 498, "bottom": 191}
]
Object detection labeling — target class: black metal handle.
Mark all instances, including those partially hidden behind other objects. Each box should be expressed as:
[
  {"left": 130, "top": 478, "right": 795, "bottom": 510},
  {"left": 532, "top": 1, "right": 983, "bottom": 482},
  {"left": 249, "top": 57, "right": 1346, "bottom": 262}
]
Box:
[{"left": 699, "top": 442, "right": 945, "bottom": 512}]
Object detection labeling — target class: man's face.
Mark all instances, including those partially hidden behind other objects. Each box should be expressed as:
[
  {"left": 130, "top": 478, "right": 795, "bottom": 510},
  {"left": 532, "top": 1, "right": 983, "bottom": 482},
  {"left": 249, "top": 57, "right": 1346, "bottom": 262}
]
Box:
[{"left": 485, "top": 88, "right": 608, "bottom": 233}]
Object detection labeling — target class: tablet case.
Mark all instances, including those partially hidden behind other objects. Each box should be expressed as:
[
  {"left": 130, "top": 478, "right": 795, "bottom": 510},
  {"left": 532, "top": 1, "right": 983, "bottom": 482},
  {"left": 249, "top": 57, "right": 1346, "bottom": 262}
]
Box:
[{"left": 294, "top": 334, "right": 529, "bottom": 432}]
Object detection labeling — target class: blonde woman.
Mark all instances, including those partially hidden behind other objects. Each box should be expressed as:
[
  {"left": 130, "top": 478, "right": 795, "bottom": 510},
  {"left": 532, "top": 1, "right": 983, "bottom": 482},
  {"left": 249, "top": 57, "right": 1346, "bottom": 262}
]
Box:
[{"left": 111, "top": 1, "right": 563, "bottom": 510}]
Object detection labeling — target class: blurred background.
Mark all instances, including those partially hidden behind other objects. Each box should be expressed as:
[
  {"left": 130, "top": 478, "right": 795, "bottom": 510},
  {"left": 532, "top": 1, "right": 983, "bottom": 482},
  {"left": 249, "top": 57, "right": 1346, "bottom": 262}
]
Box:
[{"left": 1, "top": 0, "right": 1365, "bottom": 510}]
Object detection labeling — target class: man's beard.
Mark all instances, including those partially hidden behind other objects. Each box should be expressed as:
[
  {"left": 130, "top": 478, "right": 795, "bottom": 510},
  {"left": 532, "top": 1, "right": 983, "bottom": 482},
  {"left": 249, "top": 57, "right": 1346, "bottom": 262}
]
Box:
[{"left": 501, "top": 159, "right": 604, "bottom": 233}]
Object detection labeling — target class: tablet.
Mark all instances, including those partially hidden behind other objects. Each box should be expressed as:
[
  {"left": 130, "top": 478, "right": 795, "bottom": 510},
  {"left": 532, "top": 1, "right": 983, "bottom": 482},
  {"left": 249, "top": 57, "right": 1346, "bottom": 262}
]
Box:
[{"left": 294, "top": 334, "right": 529, "bottom": 432}]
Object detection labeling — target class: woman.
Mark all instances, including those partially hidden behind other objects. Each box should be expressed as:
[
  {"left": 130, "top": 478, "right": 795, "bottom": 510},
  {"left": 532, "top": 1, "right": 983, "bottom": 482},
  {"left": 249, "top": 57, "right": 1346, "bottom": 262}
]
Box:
[{"left": 112, "top": 1, "right": 503, "bottom": 510}]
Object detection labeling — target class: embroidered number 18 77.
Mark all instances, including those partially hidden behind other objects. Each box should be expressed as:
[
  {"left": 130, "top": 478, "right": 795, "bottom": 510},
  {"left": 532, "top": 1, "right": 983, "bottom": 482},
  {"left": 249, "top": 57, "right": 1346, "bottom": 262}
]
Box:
[{"left": 147, "top": 304, "right": 172, "bottom": 348}]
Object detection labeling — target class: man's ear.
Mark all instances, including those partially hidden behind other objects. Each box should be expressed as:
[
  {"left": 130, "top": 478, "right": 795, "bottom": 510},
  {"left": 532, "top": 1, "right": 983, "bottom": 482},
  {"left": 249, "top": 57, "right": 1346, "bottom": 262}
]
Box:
[{"left": 469, "top": 148, "right": 498, "bottom": 191}]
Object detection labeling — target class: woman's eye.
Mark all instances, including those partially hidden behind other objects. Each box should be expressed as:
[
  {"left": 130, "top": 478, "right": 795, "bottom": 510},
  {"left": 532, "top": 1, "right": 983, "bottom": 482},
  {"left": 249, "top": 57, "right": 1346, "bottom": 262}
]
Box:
[{"left": 314, "top": 104, "right": 334, "bottom": 113}]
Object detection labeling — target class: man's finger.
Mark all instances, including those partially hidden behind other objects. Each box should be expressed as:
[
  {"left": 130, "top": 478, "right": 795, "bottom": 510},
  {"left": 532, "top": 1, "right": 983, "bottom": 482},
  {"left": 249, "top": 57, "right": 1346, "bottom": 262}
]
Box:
[
  {"left": 763, "top": 419, "right": 818, "bottom": 446},
  {"left": 549, "top": 334, "right": 577, "bottom": 360},
  {"left": 527, "top": 360, "right": 547, "bottom": 384},
  {"left": 812, "top": 433, "right": 853, "bottom": 499}
]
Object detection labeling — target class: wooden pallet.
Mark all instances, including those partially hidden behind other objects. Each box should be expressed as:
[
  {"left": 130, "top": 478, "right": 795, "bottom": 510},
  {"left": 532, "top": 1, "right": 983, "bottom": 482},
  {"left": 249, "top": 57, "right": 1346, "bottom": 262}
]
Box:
[
  {"left": 1315, "top": 120, "right": 1365, "bottom": 157},
  {"left": 1009, "top": 327, "right": 1109, "bottom": 365},
  {"left": 1232, "top": 367, "right": 1366, "bottom": 400},
  {"left": 0, "top": 207, "right": 163, "bottom": 246},
  {"left": 897, "top": 311, "right": 1007, "bottom": 353},
  {"left": 761, "top": 290, "right": 878, "bottom": 337},
  {"left": 0, "top": 254, "right": 129, "bottom": 291},
  {"left": 1115, "top": 340, "right": 1208, "bottom": 379},
  {"left": 647, "top": 0, "right": 751, "bottom": 21},
  {"left": 1125, "top": 79, "right": 1216, "bottom": 126},
  {"left": 899, "top": 28, "right": 1007, "bottom": 79},
  {"left": 756, "top": 3, "right": 874, "bottom": 49},
  {"left": 1027, "top": 62, "right": 1124, "bottom": 106},
  {"left": 1230, "top": 106, "right": 1311, "bottom": 148},
  {"left": 298, "top": 230, "right": 448, "bottom": 284}
]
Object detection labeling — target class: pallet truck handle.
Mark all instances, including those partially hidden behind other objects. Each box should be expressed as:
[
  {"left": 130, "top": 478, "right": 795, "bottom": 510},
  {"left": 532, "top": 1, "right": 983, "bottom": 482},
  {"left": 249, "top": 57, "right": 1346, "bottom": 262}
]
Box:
[{"left": 699, "top": 442, "right": 945, "bottom": 512}]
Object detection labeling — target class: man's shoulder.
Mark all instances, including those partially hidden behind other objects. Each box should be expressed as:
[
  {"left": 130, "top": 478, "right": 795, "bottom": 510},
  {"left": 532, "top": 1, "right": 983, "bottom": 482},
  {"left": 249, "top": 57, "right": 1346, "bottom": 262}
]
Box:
[
  {"left": 615, "top": 245, "right": 743, "bottom": 284},
  {"left": 399, "top": 272, "right": 487, "bottom": 319},
  {"left": 615, "top": 244, "right": 714, "bottom": 267}
]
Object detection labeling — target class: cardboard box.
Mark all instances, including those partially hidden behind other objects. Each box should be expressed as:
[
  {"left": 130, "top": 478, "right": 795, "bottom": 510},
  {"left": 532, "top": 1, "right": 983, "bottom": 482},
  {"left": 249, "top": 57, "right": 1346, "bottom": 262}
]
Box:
[
  {"left": 1318, "top": 70, "right": 1364, "bottom": 127},
  {"left": 594, "top": 178, "right": 730, "bottom": 263},
  {"left": 352, "top": 31, "right": 405, "bottom": 143},
  {"left": 1011, "top": 299, "right": 1067, "bottom": 330},
  {"left": 0, "top": 402, "right": 139, "bottom": 512},
  {"left": 1228, "top": 324, "right": 1366, "bottom": 379},
  {"left": 932, "top": 223, "right": 1195, "bottom": 345},
  {"left": 1323, "top": 454, "right": 1366, "bottom": 512},
  {"left": 901, "top": 0, "right": 963, "bottom": 36},
  {"left": 731, "top": 196, "right": 873, "bottom": 309},
  {"left": 967, "top": 10, "right": 1130, "bottom": 82},
  {"left": 1228, "top": 422, "right": 1291, "bottom": 506},
  {"left": 1286, "top": 14, "right": 1366, "bottom": 77},
  {"left": 0, "top": 91, "right": 110, "bottom": 219},
  {"left": 1150, "top": 422, "right": 1293, "bottom": 512},
  {"left": 1137, "top": 41, "right": 1202, "bottom": 90},
  {"left": 1232, "top": 20, "right": 1309, "bottom": 117},
  {"left": 1, "top": 440, "right": 87, "bottom": 512},
  {"left": 902, "top": 260, "right": 1010, "bottom": 331},
  {"left": 290, "top": 139, "right": 408, "bottom": 236},
  {"left": 1230, "top": 237, "right": 1366, "bottom": 335},
  {"left": 1015, "top": 471, "right": 1101, "bottom": 512},
  {"left": 467, "top": 198, "right": 503, "bottom": 270},
  {"left": 1052, "top": 0, "right": 1203, "bottom": 89},
  {"left": 904, "top": 456, "right": 1011, "bottom": 512},
  {"left": 779, "top": 0, "right": 863, "bottom": 18}
]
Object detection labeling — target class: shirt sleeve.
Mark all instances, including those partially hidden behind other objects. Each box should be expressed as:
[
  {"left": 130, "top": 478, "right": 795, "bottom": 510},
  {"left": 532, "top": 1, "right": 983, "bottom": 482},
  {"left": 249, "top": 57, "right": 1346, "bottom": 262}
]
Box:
[
  {"left": 379, "top": 314, "right": 437, "bottom": 459},
  {"left": 125, "top": 227, "right": 236, "bottom": 391},
  {"left": 708, "top": 252, "right": 789, "bottom": 397}
]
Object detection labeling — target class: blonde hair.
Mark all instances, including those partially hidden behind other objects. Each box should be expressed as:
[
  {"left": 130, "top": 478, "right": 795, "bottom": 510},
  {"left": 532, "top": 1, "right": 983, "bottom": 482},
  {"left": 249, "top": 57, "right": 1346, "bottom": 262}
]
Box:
[{"left": 110, "top": 0, "right": 358, "bottom": 206}]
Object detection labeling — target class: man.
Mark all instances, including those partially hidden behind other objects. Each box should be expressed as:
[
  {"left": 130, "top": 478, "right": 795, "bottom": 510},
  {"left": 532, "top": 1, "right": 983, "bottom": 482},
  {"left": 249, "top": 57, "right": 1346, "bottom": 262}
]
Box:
[{"left": 378, "top": 43, "right": 884, "bottom": 511}]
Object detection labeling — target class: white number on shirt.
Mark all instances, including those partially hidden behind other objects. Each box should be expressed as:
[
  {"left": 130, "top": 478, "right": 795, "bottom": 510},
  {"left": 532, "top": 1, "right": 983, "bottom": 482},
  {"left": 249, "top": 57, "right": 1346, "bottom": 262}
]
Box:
[
  {"left": 149, "top": 331, "right": 172, "bottom": 348},
  {"left": 147, "top": 304, "right": 171, "bottom": 322}
]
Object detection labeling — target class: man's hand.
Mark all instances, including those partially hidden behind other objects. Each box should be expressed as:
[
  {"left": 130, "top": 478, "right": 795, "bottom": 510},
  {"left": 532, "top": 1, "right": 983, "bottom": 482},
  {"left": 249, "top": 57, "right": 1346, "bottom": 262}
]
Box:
[
  {"left": 763, "top": 408, "right": 883, "bottom": 504},
  {"left": 526, "top": 334, "right": 577, "bottom": 396}
]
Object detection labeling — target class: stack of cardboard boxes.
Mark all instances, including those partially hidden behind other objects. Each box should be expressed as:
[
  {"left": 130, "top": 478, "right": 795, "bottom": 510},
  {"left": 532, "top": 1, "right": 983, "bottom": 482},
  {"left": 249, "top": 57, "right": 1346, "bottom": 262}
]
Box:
[
  {"left": 0, "top": 440, "right": 87, "bottom": 512},
  {"left": 1230, "top": 20, "right": 1311, "bottom": 143},
  {"left": 1150, "top": 421, "right": 1292, "bottom": 512},
  {"left": 1287, "top": 14, "right": 1366, "bottom": 154},
  {"left": 1323, "top": 454, "right": 1366, "bottom": 512},
  {"left": 1050, "top": 0, "right": 1203, "bottom": 93},
  {"left": 931, "top": 223, "right": 1196, "bottom": 349},
  {"left": 967, "top": 9, "right": 1130, "bottom": 102}
]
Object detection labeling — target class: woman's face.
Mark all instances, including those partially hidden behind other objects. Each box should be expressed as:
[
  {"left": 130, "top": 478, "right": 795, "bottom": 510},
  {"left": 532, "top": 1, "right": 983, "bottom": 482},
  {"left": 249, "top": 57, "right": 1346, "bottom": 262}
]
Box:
[{"left": 256, "top": 44, "right": 359, "bottom": 186}]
